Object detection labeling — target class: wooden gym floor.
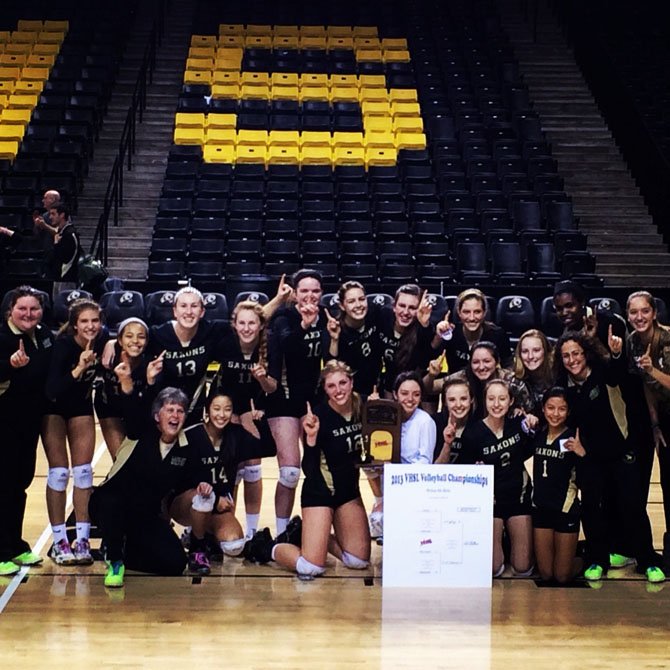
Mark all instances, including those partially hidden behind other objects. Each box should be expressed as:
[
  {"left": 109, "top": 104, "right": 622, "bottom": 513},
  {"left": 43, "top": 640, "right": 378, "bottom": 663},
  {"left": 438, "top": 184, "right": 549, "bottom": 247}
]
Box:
[{"left": 1, "top": 425, "right": 669, "bottom": 669}]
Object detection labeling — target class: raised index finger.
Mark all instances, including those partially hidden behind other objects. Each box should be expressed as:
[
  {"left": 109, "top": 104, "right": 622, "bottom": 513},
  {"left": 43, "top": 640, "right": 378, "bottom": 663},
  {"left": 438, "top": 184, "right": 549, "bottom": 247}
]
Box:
[
  {"left": 157, "top": 349, "right": 167, "bottom": 360},
  {"left": 306, "top": 401, "right": 313, "bottom": 417},
  {"left": 608, "top": 324, "right": 613, "bottom": 339},
  {"left": 250, "top": 398, "right": 256, "bottom": 414},
  {"left": 18, "top": 339, "right": 25, "bottom": 353},
  {"left": 645, "top": 343, "right": 652, "bottom": 357}
]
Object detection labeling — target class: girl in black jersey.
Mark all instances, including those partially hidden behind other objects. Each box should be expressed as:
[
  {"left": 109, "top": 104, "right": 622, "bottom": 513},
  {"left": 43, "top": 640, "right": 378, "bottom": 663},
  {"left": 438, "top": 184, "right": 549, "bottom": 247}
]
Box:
[
  {"left": 329, "top": 281, "right": 385, "bottom": 395},
  {"left": 513, "top": 329, "right": 555, "bottom": 416},
  {"left": 433, "top": 378, "right": 474, "bottom": 464},
  {"left": 531, "top": 387, "right": 585, "bottom": 584},
  {"left": 169, "top": 393, "right": 277, "bottom": 575},
  {"left": 0, "top": 286, "right": 54, "bottom": 575},
  {"left": 211, "top": 300, "right": 279, "bottom": 538},
  {"left": 266, "top": 269, "right": 331, "bottom": 537},
  {"left": 95, "top": 317, "right": 149, "bottom": 459},
  {"left": 461, "top": 379, "right": 538, "bottom": 577},
  {"left": 247, "top": 360, "right": 370, "bottom": 579},
  {"left": 44, "top": 299, "right": 108, "bottom": 566},
  {"left": 555, "top": 330, "right": 665, "bottom": 583}
]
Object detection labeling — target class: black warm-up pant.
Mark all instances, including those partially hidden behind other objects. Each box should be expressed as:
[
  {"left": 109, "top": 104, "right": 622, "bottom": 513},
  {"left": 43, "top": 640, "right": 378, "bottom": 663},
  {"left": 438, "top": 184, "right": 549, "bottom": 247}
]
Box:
[{"left": 89, "top": 487, "right": 187, "bottom": 576}]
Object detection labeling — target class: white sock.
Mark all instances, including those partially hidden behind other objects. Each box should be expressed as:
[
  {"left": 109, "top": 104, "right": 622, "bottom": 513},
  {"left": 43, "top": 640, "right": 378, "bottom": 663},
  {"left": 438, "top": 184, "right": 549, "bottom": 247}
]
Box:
[
  {"left": 246, "top": 513, "right": 260, "bottom": 536},
  {"left": 52, "top": 524, "right": 68, "bottom": 544},
  {"left": 75, "top": 522, "right": 91, "bottom": 541},
  {"left": 276, "top": 516, "right": 289, "bottom": 535}
]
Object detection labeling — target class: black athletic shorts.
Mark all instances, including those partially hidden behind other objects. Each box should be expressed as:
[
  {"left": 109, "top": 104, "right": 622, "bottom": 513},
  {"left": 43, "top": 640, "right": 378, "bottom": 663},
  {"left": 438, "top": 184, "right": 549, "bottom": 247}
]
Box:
[
  {"left": 301, "top": 477, "right": 361, "bottom": 510},
  {"left": 532, "top": 507, "right": 581, "bottom": 534},
  {"left": 494, "top": 500, "right": 533, "bottom": 521},
  {"left": 265, "top": 386, "right": 314, "bottom": 419},
  {"left": 46, "top": 397, "right": 94, "bottom": 420}
]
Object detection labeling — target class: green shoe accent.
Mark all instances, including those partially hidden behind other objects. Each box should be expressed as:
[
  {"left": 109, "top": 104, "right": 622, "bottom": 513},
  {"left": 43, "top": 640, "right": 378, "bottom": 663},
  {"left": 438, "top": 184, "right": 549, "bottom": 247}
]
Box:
[
  {"left": 646, "top": 566, "right": 665, "bottom": 584},
  {"left": 12, "top": 551, "right": 43, "bottom": 566},
  {"left": 584, "top": 563, "right": 604, "bottom": 581},
  {"left": 104, "top": 561, "right": 125, "bottom": 588},
  {"left": 609, "top": 553, "right": 635, "bottom": 569},
  {"left": 0, "top": 561, "right": 20, "bottom": 576}
]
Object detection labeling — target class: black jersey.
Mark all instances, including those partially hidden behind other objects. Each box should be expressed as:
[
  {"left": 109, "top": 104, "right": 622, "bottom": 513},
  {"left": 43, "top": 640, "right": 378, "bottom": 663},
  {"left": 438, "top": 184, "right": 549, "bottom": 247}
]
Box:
[
  {"left": 268, "top": 305, "right": 329, "bottom": 404},
  {"left": 211, "top": 323, "right": 281, "bottom": 414},
  {"left": 336, "top": 304, "right": 385, "bottom": 395},
  {"left": 0, "top": 320, "right": 54, "bottom": 416},
  {"left": 148, "top": 319, "right": 226, "bottom": 417},
  {"left": 460, "top": 416, "right": 533, "bottom": 506},
  {"left": 45, "top": 331, "right": 109, "bottom": 404},
  {"left": 378, "top": 306, "right": 435, "bottom": 393},
  {"left": 95, "top": 342, "right": 148, "bottom": 419},
  {"left": 302, "top": 403, "right": 364, "bottom": 498},
  {"left": 442, "top": 322, "right": 513, "bottom": 374},
  {"left": 531, "top": 427, "right": 581, "bottom": 515},
  {"left": 179, "top": 419, "right": 276, "bottom": 497},
  {"left": 432, "top": 412, "right": 471, "bottom": 463}
]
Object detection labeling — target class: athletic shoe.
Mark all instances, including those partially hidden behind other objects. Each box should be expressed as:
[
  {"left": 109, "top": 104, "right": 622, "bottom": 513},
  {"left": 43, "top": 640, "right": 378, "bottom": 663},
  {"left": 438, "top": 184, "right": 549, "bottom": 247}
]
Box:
[
  {"left": 276, "top": 515, "right": 302, "bottom": 547},
  {"left": 204, "top": 533, "right": 223, "bottom": 562},
  {"left": 369, "top": 511, "right": 383, "bottom": 539},
  {"left": 243, "top": 528, "right": 274, "bottom": 564},
  {"left": 646, "top": 566, "right": 666, "bottom": 584},
  {"left": 49, "top": 539, "right": 77, "bottom": 566},
  {"left": 584, "top": 563, "right": 604, "bottom": 581},
  {"left": 609, "top": 553, "right": 635, "bottom": 569},
  {"left": 188, "top": 551, "right": 211, "bottom": 576},
  {"left": 12, "top": 551, "right": 43, "bottom": 566},
  {"left": 104, "top": 561, "right": 125, "bottom": 588},
  {"left": 0, "top": 561, "right": 20, "bottom": 576},
  {"left": 71, "top": 539, "right": 94, "bottom": 566}
]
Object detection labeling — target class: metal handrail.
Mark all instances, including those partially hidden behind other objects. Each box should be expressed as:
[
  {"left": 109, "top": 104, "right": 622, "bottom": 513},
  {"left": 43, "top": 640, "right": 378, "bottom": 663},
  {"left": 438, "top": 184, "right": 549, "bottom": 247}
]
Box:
[{"left": 90, "top": 0, "right": 166, "bottom": 262}]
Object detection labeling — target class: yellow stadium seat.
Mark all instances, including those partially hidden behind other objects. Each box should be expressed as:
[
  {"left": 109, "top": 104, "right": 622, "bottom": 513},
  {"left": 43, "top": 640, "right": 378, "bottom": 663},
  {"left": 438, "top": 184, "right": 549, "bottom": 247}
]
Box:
[
  {"left": 299, "top": 36, "right": 327, "bottom": 49},
  {"left": 331, "top": 74, "right": 358, "bottom": 88},
  {"left": 173, "top": 127, "right": 205, "bottom": 145},
  {"left": 274, "top": 26, "right": 300, "bottom": 36},
  {"left": 212, "top": 71, "right": 240, "bottom": 85},
  {"left": 205, "top": 128, "right": 236, "bottom": 145},
  {"left": 384, "top": 49, "right": 410, "bottom": 63},
  {"left": 333, "top": 146, "right": 365, "bottom": 166},
  {"left": 352, "top": 26, "right": 378, "bottom": 37},
  {"left": 354, "top": 37, "right": 381, "bottom": 49},
  {"left": 186, "top": 57, "right": 214, "bottom": 71},
  {"left": 211, "top": 83, "right": 240, "bottom": 99},
  {"left": 214, "top": 57, "right": 242, "bottom": 72},
  {"left": 17, "top": 20, "right": 44, "bottom": 32},
  {"left": 382, "top": 38, "right": 408, "bottom": 50},
  {"left": 356, "top": 49, "right": 383, "bottom": 62},
  {"left": 219, "top": 25, "right": 245, "bottom": 37},
  {"left": 359, "top": 75, "right": 386, "bottom": 88},
  {"left": 362, "top": 100, "right": 392, "bottom": 116},
  {"left": 300, "top": 132, "right": 332, "bottom": 148},
  {"left": 216, "top": 46, "right": 244, "bottom": 60},
  {"left": 13, "top": 80, "right": 43, "bottom": 94},
  {"left": 191, "top": 35, "right": 217, "bottom": 47},
  {"left": 237, "top": 130, "right": 268, "bottom": 146},
  {"left": 235, "top": 144, "right": 267, "bottom": 164},
  {"left": 271, "top": 85, "right": 299, "bottom": 100},
  {"left": 365, "top": 147, "right": 398, "bottom": 168},
  {"left": 4, "top": 44, "right": 33, "bottom": 55},
  {"left": 8, "top": 93, "right": 38, "bottom": 108},
  {"left": 395, "top": 132, "right": 427, "bottom": 150},
  {"left": 204, "top": 144, "right": 236, "bottom": 163},
  {"left": 0, "top": 124, "right": 26, "bottom": 141},
  {"left": 267, "top": 145, "right": 299, "bottom": 164},
  {"left": 0, "top": 81, "right": 15, "bottom": 94},
  {"left": 37, "top": 31, "right": 65, "bottom": 44},
  {"left": 175, "top": 112, "right": 205, "bottom": 128},
  {"left": 241, "top": 72, "right": 270, "bottom": 86},
  {"left": 333, "top": 132, "right": 364, "bottom": 149},
  {"left": 11, "top": 31, "right": 38, "bottom": 44},
  {"left": 327, "top": 37, "right": 354, "bottom": 50},
  {"left": 244, "top": 35, "right": 272, "bottom": 49},
  {"left": 300, "top": 146, "right": 332, "bottom": 165},
  {"left": 389, "top": 88, "right": 418, "bottom": 103},
  {"left": 272, "top": 35, "right": 299, "bottom": 49},
  {"left": 360, "top": 86, "right": 389, "bottom": 102},
  {"left": 393, "top": 116, "right": 424, "bottom": 133},
  {"left": 364, "top": 116, "right": 393, "bottom": 134},
  {"left": 0, "top": 108, "right": 29, "bottom": 123},
  {"left": 391, "top": 101, "right": 421, "bottom": 117},
  {"left": 329, "top": 85, "right": 359, "bottom": 102},
  {"left": 184, "top": 70, "right": 212, "bottom": 85},
  {"left": 27, "top": 54, "right": 55, "bottom": 67},
  {"left": 271, "top": 73, "right": 299, "bottom": 87},
  {"left": 240, "top": 83, "right": 270, "bottom": 99},
  {"left": 363, "top": 132, "right": 396, "bottom": 149},
  {"left": 0, "top": 140, "right": 19, "bottom": 160},
  {"left": 246, "top": 25, "right": 272, "bottom": 36},
  {"left": 0, "top": 94, "right": 8, "bottom": 110},
  {"left": 299, "top": 26, "right": 327, "bottom": 36},
  {"left": 268, "top": 131, "right": 299, "bottom": 147},
  {"left": 43, "top": 20, "right": 69, "bottom": 31},
  {"left": 21, "top": 66, "right": 49, "bottom": 81},
  {"left": 299, "top": 87, "right": 329, "bottom": 102},
  {"left": 218, "top": 35, "right": 244, "bottom": 48},
  {"left": 0, "top": 54, "right": 26, "bottom": 67},
  {"left": 206, "top": 113, "right": 236, "bottom": 129},
  {"left": 189, "top": 46, "right": 216, "bottom": 59},
  {"left": 0, "top": 66, "right": 20, "bottom": 80},
  {"left": 300, "top": 73, "right": 329, "bottom": 88},
  {"left": 326, "top": 26, "right": 353, "bottom": 37},
  {"left": 32, "top": 43, "right": 59, "bottom": 56}
]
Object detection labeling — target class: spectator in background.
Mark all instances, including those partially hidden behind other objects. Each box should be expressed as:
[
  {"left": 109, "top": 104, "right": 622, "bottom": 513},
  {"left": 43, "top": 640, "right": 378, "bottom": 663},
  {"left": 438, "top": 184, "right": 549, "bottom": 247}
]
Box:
[
  {"left": 33, "top": 190, "right": 61, "bottom": 253},
  {"left": 48, "top": 203, "right": 80, "bottom": 296}
]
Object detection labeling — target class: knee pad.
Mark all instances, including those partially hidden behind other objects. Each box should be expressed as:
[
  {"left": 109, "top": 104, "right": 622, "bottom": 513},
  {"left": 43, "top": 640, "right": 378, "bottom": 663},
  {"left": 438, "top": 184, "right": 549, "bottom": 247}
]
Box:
[
  {"left": 341, "top": 551, "right": 369, "bottom": 570},
  {"left": 363, "top": 468, "right": 380, "bottom": 480},
  {"left": 512, "top": 565, "right": 534, "bottom": 578},
  {"left": 220, "top": 537, "right": 246, "bottom": 557},
  {"left": 192, "top": 492, "right": 215, "bottom": 513},
  {"left": 72, "top": 463, "right": 93, "bottom": 489},
  {"left": 493, "top": 562, "right": 506, "bottom": 578},
  {"left": 278, "top": 466, "right": 300, "bottom": 489},
  {"left": 296, "top": 555, "right": 326, "bottom": 578},
  {"left": 47, "top": 467, "right": 70, "bottom": 492},
  {"left": 243, "top": 464, "right": 262, "bottom": 483}
]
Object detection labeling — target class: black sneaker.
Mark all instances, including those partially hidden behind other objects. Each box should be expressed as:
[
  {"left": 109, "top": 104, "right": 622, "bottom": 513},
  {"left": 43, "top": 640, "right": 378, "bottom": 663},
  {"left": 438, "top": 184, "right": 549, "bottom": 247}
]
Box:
[
  {"left": 276, "top": 516, "right": 302, "bottom": 547},
  {"left": 204, "top": 533, "right": 224, "bottom": 562},
  {"left": 243, "top": 528, "right": 274, "bottom": 564},
  {"left": 188, "top": 550, "right": 211, "bottom": 576}
]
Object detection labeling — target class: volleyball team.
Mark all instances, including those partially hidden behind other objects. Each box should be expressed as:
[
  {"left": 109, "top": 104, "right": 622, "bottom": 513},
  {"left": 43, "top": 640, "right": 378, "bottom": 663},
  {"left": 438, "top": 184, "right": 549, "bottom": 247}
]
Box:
[{"left": 1, "top": 272, "right": 668, "bottom": 588}]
